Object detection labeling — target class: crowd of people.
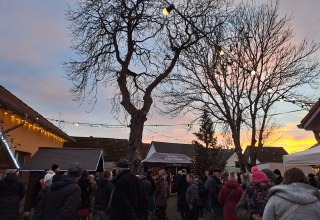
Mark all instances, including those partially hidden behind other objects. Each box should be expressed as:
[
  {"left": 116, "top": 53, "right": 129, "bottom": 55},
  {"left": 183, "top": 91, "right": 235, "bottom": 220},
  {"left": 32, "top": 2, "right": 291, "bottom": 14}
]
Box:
[{"left": 1, "top": 160, "right": 320, "bottom": 220}]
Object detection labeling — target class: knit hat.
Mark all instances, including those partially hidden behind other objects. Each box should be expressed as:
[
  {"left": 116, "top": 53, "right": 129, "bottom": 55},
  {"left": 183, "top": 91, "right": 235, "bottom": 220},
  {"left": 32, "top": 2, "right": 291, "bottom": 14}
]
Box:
[
  {"left": 251, "top": 166, "right": 268, "bottom": 183},
  {"left": 261, "top": 169, "right": 275, "bottom": 181},
  {"left": 51, "top": 164, "right": 60, "bottom": 172},
  {"left": 67, "top": 162, "right": 82, "bottom": 178},
  {"left": 116, "top": 159, "right": 130, "bottom": 168},
  {"left": 44, "top": 173, "right": 55, "bottom": 187}
]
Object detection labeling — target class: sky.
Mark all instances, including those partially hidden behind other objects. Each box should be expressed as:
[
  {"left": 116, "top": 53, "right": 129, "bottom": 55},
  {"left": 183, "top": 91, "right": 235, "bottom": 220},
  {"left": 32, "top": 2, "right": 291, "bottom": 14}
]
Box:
[{"left": 0, "top": 0, "right": 319, "bottom": 154}]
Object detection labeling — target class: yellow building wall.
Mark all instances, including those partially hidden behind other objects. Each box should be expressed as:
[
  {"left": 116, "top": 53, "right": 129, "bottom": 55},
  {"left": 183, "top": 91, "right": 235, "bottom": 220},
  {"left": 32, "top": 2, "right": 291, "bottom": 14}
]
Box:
[{"left": 0, "top": 109, "right": 64, "bottom": 156}]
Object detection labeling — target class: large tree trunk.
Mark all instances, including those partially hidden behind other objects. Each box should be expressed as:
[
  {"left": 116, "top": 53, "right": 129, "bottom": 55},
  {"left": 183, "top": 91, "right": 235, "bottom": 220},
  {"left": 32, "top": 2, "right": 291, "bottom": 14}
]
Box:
[
  {"left": 128, "top": 110, "right": 147, "bottom": 173},
  {"left": 231, "top": 130, "right": 247, "bottom": 172}
]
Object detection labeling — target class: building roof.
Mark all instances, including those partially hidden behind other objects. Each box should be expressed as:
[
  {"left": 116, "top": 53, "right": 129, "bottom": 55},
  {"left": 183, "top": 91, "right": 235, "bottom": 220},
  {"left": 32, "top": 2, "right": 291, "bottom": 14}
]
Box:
[
  {"left": 298, "top": 99, "right": 320, "bottom": 131},
  {"left": 150, "top": 141, "right": 194, "bottom": 158},
  {"left": 220, "top": 149, "right": 235, "bottom": 161},
  {"left": 0, "top": 85, "right": 73, "bottom": 142},
  {"left": 142, "top": 152, "right": 191, "bottom": 167},
  {"left": 244, "top": 146, "right": 288, "bottom": 163},
  {"left": 64, "top": 136, "right": 150, "bottom": 161},
  {"left": 21, "top": 147, "right": 104, "bottom": 171}
]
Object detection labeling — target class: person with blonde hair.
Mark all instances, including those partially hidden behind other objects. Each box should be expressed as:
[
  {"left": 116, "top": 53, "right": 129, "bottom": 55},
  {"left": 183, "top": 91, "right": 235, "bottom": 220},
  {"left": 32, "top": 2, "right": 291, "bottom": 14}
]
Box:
[{"left": 218, "top": 170, "right": 243, "bottom": 220}]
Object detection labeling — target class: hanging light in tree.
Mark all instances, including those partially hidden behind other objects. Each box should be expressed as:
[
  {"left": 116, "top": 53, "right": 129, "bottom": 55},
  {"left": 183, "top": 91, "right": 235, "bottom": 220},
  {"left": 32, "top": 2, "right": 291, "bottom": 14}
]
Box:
[
  {"left": 163, "top": 4, "right": 175, "bottom": 16},
  {"left": 250, "top": 70, "right": 256, "bottom": 76},
  {"left": 279, "top": 96, "right": 285, "bottom": 102},
  {"left": 215, "top": 45, "right": 224, "bottom": 56},
  {"left": 267, "top": 88, "right": 273, "bottom": 94}
]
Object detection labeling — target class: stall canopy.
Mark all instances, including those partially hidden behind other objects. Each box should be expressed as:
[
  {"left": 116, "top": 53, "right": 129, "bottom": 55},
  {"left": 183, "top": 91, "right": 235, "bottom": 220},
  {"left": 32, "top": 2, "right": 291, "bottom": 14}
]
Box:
[
  {"left": 21, "top": 148, "right": 104, "bottom": 172},
  {"left": 142, "top": 152, "right": 191, "bottom": 167},
  {"left": 283, "top": 145, "right": 320, "bottom": 167}
]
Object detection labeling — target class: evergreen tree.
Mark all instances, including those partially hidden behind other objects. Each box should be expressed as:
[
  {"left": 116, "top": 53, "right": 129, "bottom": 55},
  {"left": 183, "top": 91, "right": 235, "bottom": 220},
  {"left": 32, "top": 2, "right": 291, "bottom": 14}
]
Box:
[{"left": 191, "top": 108, "right": 225, "bottom": 178}]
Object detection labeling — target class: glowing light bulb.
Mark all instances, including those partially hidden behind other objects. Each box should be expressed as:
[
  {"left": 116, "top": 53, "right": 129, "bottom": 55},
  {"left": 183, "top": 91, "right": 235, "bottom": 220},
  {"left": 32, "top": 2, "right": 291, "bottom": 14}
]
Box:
[
  {"left": 250, "top": 70, "right": 256, "bottom": 76},
  {"left": 219, "top": 50, "right": 225, "bottom": 56}
]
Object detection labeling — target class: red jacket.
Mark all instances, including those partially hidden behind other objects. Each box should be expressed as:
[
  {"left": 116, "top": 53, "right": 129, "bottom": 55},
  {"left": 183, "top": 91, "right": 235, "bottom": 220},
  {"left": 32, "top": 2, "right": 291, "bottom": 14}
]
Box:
[{"left": 218, "top": 180, "right": 243, "bottom": 220}]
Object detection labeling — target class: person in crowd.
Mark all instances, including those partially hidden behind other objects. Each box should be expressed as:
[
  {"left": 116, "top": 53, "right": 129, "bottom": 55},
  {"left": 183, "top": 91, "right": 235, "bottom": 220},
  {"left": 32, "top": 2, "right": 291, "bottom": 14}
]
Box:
[
  {"left": 177, "top": 168, "right": 189, "bottom": 220},
  {"left": 240, "top": 173, "right": 250, "bottom": 190},
  {"left": 218, "top": 170, "right": 243, "bottom": 220},
  {"left": 139, "top": 172, "right": 155, "bottom": 220},
  {"left": 146, "top": 169, "right": 156, "bottom": 218},
  {"left": 33, "top": 172, "right": 56, "bottom": 212},
  {"left": 94, "top": 170, "right": 113, "bottom": 220},
  {"left": 221, "top": 171, "right": 229, "bottom": 184},
  {"left": 202, "top": 171, "right": 209, "bottom": 185},
  {"left": 33, "top": 162, "right": 82, "bottom": 220},
  {"left": 263, "top": 167, "right": 320, "bottom": 220},
  {"left": 273, "top": 169, "right": 283, "bottom": 185},
  {"left": 236, "top": 167, "right": 273, "bottom": 220},
  {"left": 110, "top": 159, "right": 148, "bottom": 220},
  {"left": 0, "top": 169, "right": 26, "bottom": 220},
  {"left": 308, "top": 173, "right": 318, "bottom": 188},
  {"left": 205, "top": 167, "right": 223, "bottom": 220},
  {"left": 88, "top": 174, "right": 97, "bottom": 220},
  {"left": 195, "top": 177, "right": 207, "bottom": 220},
  {"left": 186, "top": 174, "right": 200, "bottom": 220},
  {"left": 77, "top": 170, "right": 93, "bottom": 220},
  {"left": 51, "top": 164, "right": 60, "bottom": 175},
  {"left": 155, "top": 169, "right": 170, "bottom": 220}
]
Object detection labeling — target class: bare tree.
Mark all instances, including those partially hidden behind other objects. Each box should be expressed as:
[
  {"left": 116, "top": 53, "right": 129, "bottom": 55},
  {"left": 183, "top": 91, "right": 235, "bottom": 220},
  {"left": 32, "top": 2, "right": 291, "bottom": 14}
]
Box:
[
  {"left": 161, "top": 1, "right": 320, "bottom": 170},
  {"left": 65, "top": 0, "right": 229, "bottom": 168}
]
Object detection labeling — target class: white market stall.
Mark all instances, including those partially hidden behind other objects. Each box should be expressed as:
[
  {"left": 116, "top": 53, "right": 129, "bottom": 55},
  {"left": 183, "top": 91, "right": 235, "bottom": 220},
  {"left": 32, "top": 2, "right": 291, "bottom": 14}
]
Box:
[{"left": 283, "top": 145, "right": 320, "bottom": 174}]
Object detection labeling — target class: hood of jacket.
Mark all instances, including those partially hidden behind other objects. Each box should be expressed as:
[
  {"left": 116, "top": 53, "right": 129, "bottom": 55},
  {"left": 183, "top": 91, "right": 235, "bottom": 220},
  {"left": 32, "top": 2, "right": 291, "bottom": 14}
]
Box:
[
  {"left": 268, "top": 182, "right": 320, "bottom": 205},
  {"left": 224, "top": 179, "right": 240, "bottom": 189},
  {"left": 50, "top": 175, "right": 76, "bottom": 191}
]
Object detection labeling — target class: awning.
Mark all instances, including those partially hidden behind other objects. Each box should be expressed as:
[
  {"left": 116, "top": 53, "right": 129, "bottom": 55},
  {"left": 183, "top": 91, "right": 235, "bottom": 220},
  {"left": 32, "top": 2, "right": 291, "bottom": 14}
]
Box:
[
  {"left": 283, "top": 145, "right": 320, "bottom": 166},
  {"left": 142, "top": 152, "right": 191, "bottom": 167},
  {"left": 21, "top": 148, "right": 104, "bottom": 172}
]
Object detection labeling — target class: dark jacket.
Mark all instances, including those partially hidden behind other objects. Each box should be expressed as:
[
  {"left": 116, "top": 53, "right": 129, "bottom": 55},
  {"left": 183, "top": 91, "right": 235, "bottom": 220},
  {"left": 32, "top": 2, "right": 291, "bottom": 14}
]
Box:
[
  {"left": 155, "top": 176, "right": 169, "bottom": 207},
  {"left": 94, "top": 177, "right": 114, "bottom": 211},
  {"left": 218, "top": 180, "right": 243, "bottom": 220},
  {"left": 33, "top": 175, "right": 81, "bottom": 220},
  {"left": 110, "top": 170, "right": 148, "bottom": 220},
  {"left": 205, "top": 175, "right": 222, "bottom": 209},
  {"left": 186, "top": 181, "right": 199, "bottom": 206},
  {"left": 177, "top": 174, "right": 188, "bottom": 205},
  {"left": 236, "top": 191, "right": 251, "bottom": 220},
  {"left": 0, "top": 173, "right": 26, "bottom": 220}
]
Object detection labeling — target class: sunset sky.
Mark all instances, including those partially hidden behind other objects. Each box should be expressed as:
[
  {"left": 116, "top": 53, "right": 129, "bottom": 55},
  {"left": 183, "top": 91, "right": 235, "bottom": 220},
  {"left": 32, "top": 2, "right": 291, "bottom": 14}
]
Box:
[{"left": 1, "top": 0, "right": 319, "bottom": 154}]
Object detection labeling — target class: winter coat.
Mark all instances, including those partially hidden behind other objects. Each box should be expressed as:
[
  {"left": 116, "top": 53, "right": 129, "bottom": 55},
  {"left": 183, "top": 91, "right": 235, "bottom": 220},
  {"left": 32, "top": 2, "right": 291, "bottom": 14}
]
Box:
[
  {"left": 236, "top": 191, "right": 251, "bottom": 220},
  {"left": 94, "top": 177, "right": 113, "bottom": 211},
  {"left": 155, "top": 176, "right": 169, "bottom": 207},
  {"left": 78, "top": 177, "right": 93, "bottom": 210},
  {"left": 186, "top": 181, "right": 199, "bottom": 206},
  {"left": 177, "top": 174, "right": 188, "bottom": 205},
  {"left": 110, "top": 170, "right": 148, "bottom": 220},
  {"left": 205, "top": 175, "right": 222, "bottom": 209},
  {"left": 218, "top": 180, "right": 243, "bottom": 220},
  {"left": 274, "top": 175, "right": 283, "bottom": 185},
  {"left": 141, "top": 176, "right": 155, "bottom": 212},
  {"left": 0, "top": 173, "right": 26, "bottom": 220},
  {"left": 32, "top": 175, "right": 81, "bottom": 220},
  {"left": 245, "top": 182, "right": 270, "bottom": 217},
  {"left": 262, "top": 182, "right": 320, "bottom": 220}
]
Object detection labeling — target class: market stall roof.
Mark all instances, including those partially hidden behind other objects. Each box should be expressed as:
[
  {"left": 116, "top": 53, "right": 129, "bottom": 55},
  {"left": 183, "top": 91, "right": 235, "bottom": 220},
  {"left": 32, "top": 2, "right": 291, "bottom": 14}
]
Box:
[
  {"left": 142, "top": 152, "right": 191, "bottom": 167},
  {"left": 283, "top": 145, "right": 320, "bottom": 167},
  {"left": 21, "top": 147, "right": 104, "bottom": 171}
]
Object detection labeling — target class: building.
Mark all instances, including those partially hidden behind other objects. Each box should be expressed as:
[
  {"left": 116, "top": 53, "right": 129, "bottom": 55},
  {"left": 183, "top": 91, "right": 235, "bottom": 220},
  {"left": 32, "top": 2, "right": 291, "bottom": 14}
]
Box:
[
  {"left": 0, "top": 85, "right": 73, "bottom": 169},
  {"left": 244, "top": 146, "right": 288, "bottom": 174},
  {"left": 145, "top": 141, "right": 194, "bottom": 159},
  {"left": 64, "top": 136, "right": 150, "bottom": 168}
]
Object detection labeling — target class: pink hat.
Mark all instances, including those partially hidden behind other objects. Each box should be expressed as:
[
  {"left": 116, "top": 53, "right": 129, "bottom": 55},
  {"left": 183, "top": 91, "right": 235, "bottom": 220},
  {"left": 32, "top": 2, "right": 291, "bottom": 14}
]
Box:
[{"left": 251, "top": 166, "right": 268, "bottom": 183}]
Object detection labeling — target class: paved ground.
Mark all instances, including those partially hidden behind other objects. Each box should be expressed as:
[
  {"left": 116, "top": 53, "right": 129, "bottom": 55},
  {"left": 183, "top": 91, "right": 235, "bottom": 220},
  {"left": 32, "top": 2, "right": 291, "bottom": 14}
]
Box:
[{"left": 167, "top": 195, "right": 180, "bottom": 220}]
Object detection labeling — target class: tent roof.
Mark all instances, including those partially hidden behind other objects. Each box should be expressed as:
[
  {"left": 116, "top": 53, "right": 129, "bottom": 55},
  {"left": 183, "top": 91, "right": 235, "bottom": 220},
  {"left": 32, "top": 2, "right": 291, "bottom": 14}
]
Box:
[
  {"left": 21, "top": 148, "right": 104, "bottom": 171},
  {"left": 283, "top": 145, "right": 320, "bottom": 166},
  {"left": 142, "top": 152, "right": 191, "bottom": 167},
  {"left": 150, "top": 141, "right": 194, "bottom": 158}
]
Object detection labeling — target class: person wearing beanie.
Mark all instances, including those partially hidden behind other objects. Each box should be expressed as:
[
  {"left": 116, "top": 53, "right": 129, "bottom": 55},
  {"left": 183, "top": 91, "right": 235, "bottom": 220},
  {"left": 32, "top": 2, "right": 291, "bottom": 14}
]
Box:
[
  {"left": 218, "top": 170, "right": 243, "bottom": 220},
  {"left": 33, "top": 162, "right": 82, "bottom": 220},
  {"left": 109, "top": 159, "right": 148, "bottom": 220},
  {"left": 236, "top": 167, "right": 273, "bottom": 220},
  {"left": 51, "top": 164, "right": 60, "bottom": 175}
]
